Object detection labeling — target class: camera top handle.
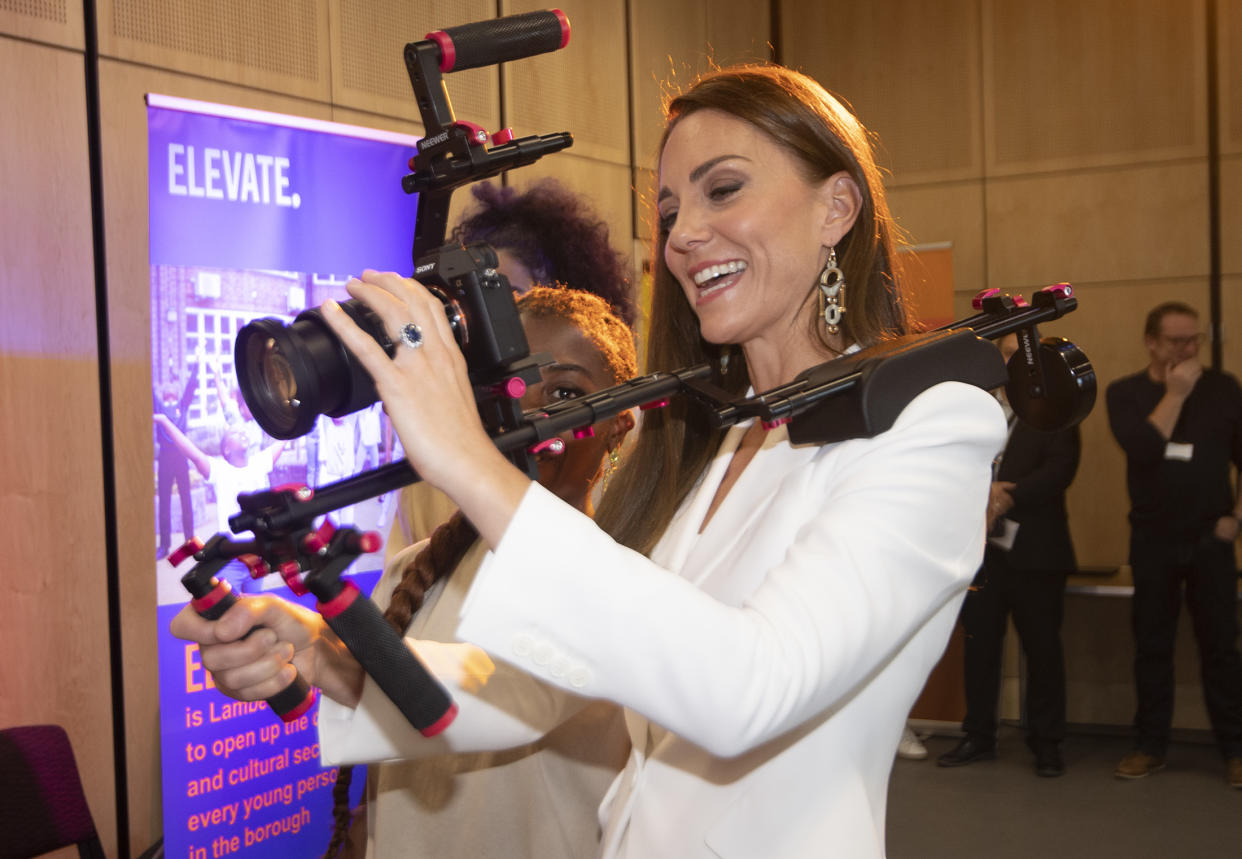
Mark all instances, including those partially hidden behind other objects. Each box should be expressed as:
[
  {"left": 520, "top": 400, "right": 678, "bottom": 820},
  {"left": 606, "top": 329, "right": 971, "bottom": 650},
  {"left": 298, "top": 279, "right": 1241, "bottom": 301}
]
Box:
[{"left": 402, "top": 10, "right": 574, "bottom": 259}]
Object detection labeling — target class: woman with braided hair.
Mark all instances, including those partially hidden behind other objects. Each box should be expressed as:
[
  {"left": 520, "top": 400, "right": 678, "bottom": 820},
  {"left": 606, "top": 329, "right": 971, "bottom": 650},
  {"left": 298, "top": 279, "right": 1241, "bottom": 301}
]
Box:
[{"left": 321, "top": 287, "right": 635, "bottom": 858}]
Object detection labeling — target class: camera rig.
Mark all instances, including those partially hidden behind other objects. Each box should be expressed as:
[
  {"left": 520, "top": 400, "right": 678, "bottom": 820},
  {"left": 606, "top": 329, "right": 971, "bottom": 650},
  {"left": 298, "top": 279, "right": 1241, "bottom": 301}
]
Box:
[{"left": 173, "top": 9, "right": 1097, "bottom": 738}]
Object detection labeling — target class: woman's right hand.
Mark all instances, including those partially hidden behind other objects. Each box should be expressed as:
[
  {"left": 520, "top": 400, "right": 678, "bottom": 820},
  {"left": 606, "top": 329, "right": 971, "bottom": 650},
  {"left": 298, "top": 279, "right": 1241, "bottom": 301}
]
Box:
[{"left": 170, "top": 595, "right": 365, "bottom": 708}]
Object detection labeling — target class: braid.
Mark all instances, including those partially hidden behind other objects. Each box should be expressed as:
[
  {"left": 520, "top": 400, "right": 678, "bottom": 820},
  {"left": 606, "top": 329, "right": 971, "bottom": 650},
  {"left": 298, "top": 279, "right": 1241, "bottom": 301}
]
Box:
[
  {"left": 384, "top": 510, "right": 479, "bottom": 633},
  {"left": 321, "top": 511, "right": 480, "bottom": 855}
]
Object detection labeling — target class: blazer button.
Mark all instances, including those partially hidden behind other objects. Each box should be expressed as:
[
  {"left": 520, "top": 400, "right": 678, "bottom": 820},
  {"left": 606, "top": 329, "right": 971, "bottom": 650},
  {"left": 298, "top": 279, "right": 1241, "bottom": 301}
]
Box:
[
  {"left": 532, "top": 641, "right": 555, "bottom": 666},
  {"left": 568, "top": 667, "right": 590, "bottom": 688},
  {"left": 512, "top": 632, "right": 534, "bottom": 657}
]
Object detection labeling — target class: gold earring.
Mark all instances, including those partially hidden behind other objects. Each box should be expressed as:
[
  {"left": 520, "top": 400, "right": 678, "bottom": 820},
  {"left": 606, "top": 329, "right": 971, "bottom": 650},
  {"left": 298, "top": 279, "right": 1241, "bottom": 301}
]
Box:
[
  {"left": 818, "top": 247, "right": 846, "bottom": 335},
  {"left": 602, "top": 448, "right": 621, "bottom": 493}
]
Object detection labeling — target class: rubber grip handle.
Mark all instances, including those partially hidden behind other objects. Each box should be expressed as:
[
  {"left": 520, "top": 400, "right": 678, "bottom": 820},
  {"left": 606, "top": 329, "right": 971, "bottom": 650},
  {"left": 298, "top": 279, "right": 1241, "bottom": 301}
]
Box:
[
  {"left": 191, "top": 580, "right": 316, "bottom": 723},
  {"left": 318, "top": 583, "right": 457, "bottom": 736},
  {"left": 427, "top": 9, "right": 569, "bottom": 72}
]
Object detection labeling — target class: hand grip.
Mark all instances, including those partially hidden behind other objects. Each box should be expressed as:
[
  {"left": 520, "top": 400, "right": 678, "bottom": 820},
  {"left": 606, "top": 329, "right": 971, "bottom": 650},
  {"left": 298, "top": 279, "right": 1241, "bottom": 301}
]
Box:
[
  {"left": 317, "top": 582, "right": 458, "bottom": 736},
  {"left": 426, "top": 9, "right": 569, "bottom": 73},
  {"left": 189, "top": 579, "right": 317, "bottom": 722}
]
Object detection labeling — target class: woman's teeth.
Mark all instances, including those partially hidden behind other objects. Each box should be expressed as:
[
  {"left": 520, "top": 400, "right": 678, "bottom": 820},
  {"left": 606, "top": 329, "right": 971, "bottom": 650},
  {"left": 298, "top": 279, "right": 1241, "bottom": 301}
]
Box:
[{"left": 693, "top": 261, "right": 747, "bottom": 288}]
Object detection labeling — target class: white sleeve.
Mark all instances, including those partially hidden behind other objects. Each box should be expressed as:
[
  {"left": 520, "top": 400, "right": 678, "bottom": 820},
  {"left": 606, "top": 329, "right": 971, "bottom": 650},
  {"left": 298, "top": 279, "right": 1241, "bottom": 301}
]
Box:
[
  {"left": 457, "top": 381, "right": 1005, "bottom": 758},
  {"left": 318, "top": 540, "right": 593, "bottom": 765}
]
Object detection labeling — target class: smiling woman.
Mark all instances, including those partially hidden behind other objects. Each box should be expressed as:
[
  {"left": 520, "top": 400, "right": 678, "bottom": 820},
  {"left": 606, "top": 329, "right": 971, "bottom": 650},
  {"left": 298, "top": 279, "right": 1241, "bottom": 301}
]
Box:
[{"left": 172, "top": 64, "right": 1006, "bottom": 859}]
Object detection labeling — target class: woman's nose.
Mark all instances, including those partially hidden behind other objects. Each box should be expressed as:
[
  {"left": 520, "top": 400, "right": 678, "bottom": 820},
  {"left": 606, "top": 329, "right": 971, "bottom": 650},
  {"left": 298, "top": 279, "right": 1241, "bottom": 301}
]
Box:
[{"left": 666, "top": 204, "right": 709, "bottom": 251}]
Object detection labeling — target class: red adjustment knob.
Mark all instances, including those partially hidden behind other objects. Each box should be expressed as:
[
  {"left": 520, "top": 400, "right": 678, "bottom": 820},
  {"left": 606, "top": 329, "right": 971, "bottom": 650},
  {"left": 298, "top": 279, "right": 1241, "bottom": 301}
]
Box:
[
  {"left": 355, "top": 531, "right": 382, "bottom": 554},
  {"left": 531, "top": 438, "right": 565, "bottom": 456},
  {"left": 761, "top": 417, "right": 792, "bottom": 431},
  {"left": 278, "top": 560, "right": 308, "bottom": 596},
  {"left": 490, "top": 377, "right": 526, "bottom": 399},
  {"left": 455, "top": 120, "right": 489, "bottom": 145},
  {"left": 1041, "top": 283, "right": 1073, "bottom": 299},
  {"left": 1012, "top": 295, "right": 1029, "bottom": 307},
  {"left": 238, "top": 553, "right": 271, "bottom": 579},
  {"left": 572, "top": 426, "right": 595, "bottom": 439},
  {"left": 640, "top": 398, "right": 670, "bottom": 411},
  {"left": 491, "top": 128, "right": 515, "bottom": 145},
  {"left": 168, "top": 538, "right": 204, "bottom": 567},
  {"left": 272, "top": 482, "right": 314, "bottom": 501},
  {"left": 972, "top": 288, "right": 1001, "bottom": 310}
]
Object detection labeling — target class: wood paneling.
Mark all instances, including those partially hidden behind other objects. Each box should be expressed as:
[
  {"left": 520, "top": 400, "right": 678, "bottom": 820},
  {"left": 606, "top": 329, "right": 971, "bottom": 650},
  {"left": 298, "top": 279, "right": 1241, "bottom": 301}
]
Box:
[
  {"left": 1218, "top": 0, "right": 1241, "bottom": 156},
  {"left": 888, "top": 181, "right": 987, "bottom": 297},
  {"left": 505, "top": 0, "right": 629, "bottom": 166},
  {"left": 984, "top": 163, "right": 1211, "bottom": 289},
  {"left": 0, "top": 35, "right": 114, "bottom": 857},
  {"left": 97, "top": 0, "right": 332, "bottom": 102},
  {"left": 0, "top": 0, "right": 81, "bottom": 48},
  {"left": 329, "top": 0, "right": 498, "bottom": 132},
  {"left": 983, "top": 0, "right": 1206, "bottom": 174},
  {"left": 784, "top": 0, "right": 983, "bottom": 185}
]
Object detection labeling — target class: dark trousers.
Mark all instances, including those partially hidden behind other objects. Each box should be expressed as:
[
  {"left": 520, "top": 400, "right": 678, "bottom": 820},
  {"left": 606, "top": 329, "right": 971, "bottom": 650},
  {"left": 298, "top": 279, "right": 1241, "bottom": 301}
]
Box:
[
  {"left": 157, "top": 451, "right": 194, "bottom": 549},
  {"left": 961, "top": 545, "right": 1068, "bottom": 748},
  {"left": 1130, "top": 532, "right": 1242, "bottom": 758}
]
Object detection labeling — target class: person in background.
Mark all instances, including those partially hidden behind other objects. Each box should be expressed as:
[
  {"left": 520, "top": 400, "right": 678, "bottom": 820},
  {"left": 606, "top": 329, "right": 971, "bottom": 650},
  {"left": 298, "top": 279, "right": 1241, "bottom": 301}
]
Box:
[
  {"left": 937, "top": 333, "right": 1080, "bottom": 777},
  {"left": 173, "top": 64, "right": 1006, "bottom": 858},
  {"left": 1106, "top": 302, "right": 1242, "bottom": 788},
  {"left": 322, "top": 288, "right": 636, "bottom": 859},
  {"left": 154, "top": 368, "right": 197, "bottom": 560},
  {"left": 387, "top": 178, "right": 636, "bottom": 559}
]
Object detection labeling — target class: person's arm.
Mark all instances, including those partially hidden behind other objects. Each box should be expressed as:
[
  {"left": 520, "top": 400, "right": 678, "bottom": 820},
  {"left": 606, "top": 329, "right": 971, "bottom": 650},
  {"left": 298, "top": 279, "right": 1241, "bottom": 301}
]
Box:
[
  {"left": 1106, "top": 379, "right": 1168, "bottom": 463},
  {"left": 1214, "top": 375, "right": 1242, "bottom": 541},
  {"left": 457, "top": 382, "right": 1004, "bottom": 758},
  {"left": 153, "top": 412, "right": 211, "bottom": 478},
  {"left": 1146, "top": 358, "right": 1201, "bottom": 439},
  {"left": 1007, "top": 425, "right": 1081, "bottom": 510}
]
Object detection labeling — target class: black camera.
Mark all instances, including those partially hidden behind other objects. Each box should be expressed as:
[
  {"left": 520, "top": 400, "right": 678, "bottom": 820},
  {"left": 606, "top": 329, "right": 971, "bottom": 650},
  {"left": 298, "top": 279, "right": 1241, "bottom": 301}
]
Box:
[{"left": 235, "top": 242, "right": 529, "bottom": 440}]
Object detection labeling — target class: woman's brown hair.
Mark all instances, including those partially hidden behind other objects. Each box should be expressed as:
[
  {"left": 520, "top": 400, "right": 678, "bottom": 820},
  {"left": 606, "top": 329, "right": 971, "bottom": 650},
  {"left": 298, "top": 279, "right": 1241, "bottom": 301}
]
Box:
[{"left": 594, "top": 64, "right": 912, "bottom": 556}]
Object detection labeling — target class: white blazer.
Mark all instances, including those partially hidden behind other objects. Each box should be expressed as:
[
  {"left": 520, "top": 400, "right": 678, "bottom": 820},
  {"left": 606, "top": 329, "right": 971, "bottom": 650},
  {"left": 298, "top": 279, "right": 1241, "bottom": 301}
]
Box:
[{"left": 321, "top": 381, "right": 1005, "bottom": 858}]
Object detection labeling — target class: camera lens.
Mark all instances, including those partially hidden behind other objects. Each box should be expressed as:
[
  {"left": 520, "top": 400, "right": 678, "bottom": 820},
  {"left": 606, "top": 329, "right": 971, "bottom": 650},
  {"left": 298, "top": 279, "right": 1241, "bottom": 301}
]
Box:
[{"left": 235, "top": 300, "right": 390, "bottom": 439}]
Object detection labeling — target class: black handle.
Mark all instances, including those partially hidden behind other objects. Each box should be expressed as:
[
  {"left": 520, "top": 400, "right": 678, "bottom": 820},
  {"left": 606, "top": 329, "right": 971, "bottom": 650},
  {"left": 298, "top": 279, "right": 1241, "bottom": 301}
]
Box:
[
  {"left": 189, "top": 579, "right": 316, "bottom": 722},
  {"left": 426, "top": 9, "right": 569, "bottom": 72},
  {"left": 317, "top": 582, "right": 458, "bottom": 736}
]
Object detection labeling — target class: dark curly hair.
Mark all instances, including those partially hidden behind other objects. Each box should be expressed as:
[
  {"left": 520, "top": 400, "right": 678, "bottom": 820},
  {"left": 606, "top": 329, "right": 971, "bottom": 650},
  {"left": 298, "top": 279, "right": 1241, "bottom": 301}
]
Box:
[{"left": 452, "top": 179, "right": 636, "bottom": 326}]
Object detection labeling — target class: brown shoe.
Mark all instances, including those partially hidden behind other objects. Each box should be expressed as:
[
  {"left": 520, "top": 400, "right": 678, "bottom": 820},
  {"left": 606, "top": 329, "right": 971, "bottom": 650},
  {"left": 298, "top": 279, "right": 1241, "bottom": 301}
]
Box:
[
  {"left": 1115, "top": 750, "right": 1166, "bottom": 779},
  {"left": 1227, "top": 758, "right": 1242, "bottom": 789}
]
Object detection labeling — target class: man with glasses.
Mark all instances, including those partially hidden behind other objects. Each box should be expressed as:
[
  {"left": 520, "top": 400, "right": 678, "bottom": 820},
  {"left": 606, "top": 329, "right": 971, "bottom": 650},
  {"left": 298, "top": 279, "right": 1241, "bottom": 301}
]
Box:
[{"left": 1106, "top": 301, "right": 1242, "bottom": 788}]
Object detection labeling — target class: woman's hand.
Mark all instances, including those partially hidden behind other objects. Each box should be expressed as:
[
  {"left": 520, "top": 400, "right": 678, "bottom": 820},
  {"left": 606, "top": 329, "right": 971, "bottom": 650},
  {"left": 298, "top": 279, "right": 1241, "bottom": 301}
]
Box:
[
  {"left": 169, "top": 595, "right": 364, "bottom": 708},
  {"left": 321, "top": 270, "right": 530, "bottom": 547}
]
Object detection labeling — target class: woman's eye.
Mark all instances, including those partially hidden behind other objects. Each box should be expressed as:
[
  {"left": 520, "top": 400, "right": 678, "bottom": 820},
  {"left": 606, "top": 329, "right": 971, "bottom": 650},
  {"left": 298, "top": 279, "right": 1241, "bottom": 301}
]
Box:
[
  {"left": 547, "top": 385, "right": 585, "bottom": 403},
  {"left": 657, "top": 210, "right": 677, "bottom": 233},
  {"left": 709, "top": 182, "right": 741, "bottom": 201}
]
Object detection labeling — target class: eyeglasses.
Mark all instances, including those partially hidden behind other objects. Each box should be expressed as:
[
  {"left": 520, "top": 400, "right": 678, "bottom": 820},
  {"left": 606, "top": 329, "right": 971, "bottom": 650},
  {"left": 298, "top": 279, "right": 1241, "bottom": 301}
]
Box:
[{"left": 1160, "top": 332, "right": 1206, "bottom": 348}]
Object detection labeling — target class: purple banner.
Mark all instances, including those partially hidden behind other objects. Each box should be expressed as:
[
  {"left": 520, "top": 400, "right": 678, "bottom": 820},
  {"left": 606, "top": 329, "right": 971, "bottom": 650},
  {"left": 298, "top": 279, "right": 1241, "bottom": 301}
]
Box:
[
  {"left": 149, "top": 96, "right": 417, "bottom": 857},
  {"left": 148, "top": 98, "right": 419, "bottom": 274}
]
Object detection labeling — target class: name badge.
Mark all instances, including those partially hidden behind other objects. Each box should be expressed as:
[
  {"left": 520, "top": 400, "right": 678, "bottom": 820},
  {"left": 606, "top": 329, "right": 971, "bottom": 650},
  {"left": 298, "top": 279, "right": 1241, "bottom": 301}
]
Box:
[
  {"left": 1164, "top": 442, "right": 1194, "bottom": 462},
  {"left": 988, "top": 518, "right": 1019, "bottom": 551}
]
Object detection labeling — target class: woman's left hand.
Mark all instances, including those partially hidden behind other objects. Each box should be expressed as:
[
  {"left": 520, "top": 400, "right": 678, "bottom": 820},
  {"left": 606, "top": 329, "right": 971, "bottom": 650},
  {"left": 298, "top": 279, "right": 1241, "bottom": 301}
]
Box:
[
  {"left": 322, "top": 270, "right": 529, "bottom": 546},
  {"left": 1214, "top": 514, "right": 1241, "bottom": 543}
]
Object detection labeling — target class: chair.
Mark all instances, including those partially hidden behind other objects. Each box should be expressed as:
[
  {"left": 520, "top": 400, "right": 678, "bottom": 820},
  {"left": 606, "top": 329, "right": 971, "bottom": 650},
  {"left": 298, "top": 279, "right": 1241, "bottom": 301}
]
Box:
[{"left": 0, "top": 724, "right": 106, "bottom": 859}]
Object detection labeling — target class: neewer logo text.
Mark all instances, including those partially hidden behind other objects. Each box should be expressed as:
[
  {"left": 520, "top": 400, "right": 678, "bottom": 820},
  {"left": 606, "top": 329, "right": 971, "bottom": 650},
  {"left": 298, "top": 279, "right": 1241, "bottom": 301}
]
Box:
[{"left": 167, "top": 143, "right": 301, "bottom": 208}]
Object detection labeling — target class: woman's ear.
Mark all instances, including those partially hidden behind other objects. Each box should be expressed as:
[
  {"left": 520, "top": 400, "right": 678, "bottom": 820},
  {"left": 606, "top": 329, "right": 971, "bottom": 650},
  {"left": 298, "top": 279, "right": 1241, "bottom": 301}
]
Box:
[
  {"left": 608, "top": 409, "right": 636, "bottom": 449},
  {"left": 818, "top": 170, "right": 862, "bottom": 248}
]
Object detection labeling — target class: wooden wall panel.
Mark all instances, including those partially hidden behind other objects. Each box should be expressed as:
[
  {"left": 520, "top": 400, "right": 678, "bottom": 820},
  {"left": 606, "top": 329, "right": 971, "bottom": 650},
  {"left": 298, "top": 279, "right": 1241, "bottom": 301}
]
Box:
[
  {"left": 983, "top": 0, "right": 1206, "bottom": 174},
  {"left": 888, "top": 182, "right": 987, "bottom": 298},
  {"left": 1224, "top": 154, "right": 1242, "bottom": 275},
  {"left": 97, "top": 0, "right": 332, "bottom": 102},
  {"left": 1219, "top": 0, "right": 1241, "bottom": 156},
  {"left": 984, "top": 163, "right": 1211, "bottom": 289},
  {"left": 329, "top": 0, "right": 497, "bottom": 132},
  {"left": 0, "top": 0, "right": 82, "bottom": 48},
  {"left": 783, "top": 0, "right": 983, "bottom": 184},
  {"left": 505, "top": 0, "right": 629, "bottom": 166},
  {"left": 0, "top": 35, "right": 115, "bottom": 858}
]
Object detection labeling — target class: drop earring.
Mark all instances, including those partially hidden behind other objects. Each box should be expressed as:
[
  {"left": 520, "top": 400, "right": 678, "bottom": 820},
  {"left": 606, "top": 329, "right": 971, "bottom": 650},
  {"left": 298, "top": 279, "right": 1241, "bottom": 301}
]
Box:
[
  {"left": 602, "top": 448, "right": 621, "bottom": 493},
  {"left": 818, "top": 247, "right": 846, "bottom": 335}
]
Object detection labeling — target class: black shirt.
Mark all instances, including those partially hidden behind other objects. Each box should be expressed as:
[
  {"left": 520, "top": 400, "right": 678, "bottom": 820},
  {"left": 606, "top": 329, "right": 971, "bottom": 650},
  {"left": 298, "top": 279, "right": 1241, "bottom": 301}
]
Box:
[{"left": 1105, "top": 368, "right": 1242, "bottom": 539}]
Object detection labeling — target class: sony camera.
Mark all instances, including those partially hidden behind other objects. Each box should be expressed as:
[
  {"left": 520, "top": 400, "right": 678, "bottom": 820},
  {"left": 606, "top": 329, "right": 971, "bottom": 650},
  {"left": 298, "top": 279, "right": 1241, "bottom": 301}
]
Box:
[{"left": 234, "top": 242, "right": 529, "bottom": 440}]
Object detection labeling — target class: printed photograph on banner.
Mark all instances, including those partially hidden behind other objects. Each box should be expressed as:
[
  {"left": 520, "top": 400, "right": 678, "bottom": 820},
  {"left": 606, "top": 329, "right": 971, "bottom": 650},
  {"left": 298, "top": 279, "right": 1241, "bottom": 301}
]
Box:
[
  {"left": 148, "top": 95, "right": 420, "bottom": 858},
  {"left": 151, "top": 264, "right": 397, "bottom": 605}
]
